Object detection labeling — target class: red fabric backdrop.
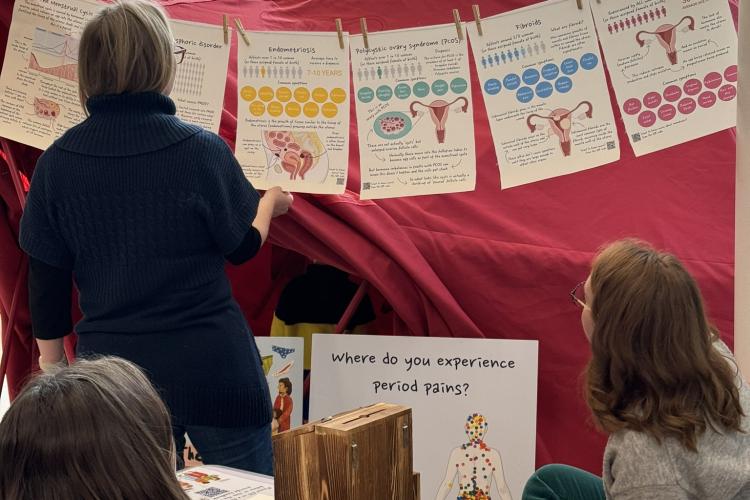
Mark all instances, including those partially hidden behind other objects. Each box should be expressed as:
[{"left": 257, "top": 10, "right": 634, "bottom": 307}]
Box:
[{"left": 0, "top": 0, "right": 739, "bottom": 474}]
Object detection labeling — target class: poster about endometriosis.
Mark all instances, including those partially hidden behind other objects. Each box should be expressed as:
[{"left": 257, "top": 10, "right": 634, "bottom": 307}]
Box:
[
  {"left": 591, "top": 0, "right": 737, "bottom": 156},
  {"left": 467, "top": 0, "right": 619, "bottom": 189},
  {"left": 311, "top": 334, "right": 538, "bottom": 500},
  {"left": 254, "top": 337, "right": 304, "bottom": 433},
  {"left": 235, "top": 32, "right": 350, "bottom": 194},
  {"left": 351, "top": 25, "right": 476, "bottom": 199}
]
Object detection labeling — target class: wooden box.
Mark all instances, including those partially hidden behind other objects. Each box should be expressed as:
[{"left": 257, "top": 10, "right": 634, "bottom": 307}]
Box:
[{"left": 273, "top": 403, "right": 417, "bottom": 500}]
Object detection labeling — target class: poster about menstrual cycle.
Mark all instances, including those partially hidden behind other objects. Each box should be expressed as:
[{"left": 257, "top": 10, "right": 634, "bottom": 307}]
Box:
[
  {"left": 467, "top": 0, "right": 619, "bottom": 189},
  {"left": 351, "top": 25, "right": 476, "bottom": 199},
  {"left": 235, "top": 32, "right": 350, "bottom": 194},
  {"left": 591, "top": 0, "right": 737, "bottom": 156}
]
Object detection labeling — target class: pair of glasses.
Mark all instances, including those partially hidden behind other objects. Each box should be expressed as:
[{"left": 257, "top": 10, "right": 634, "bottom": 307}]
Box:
[
  {"left": 570, "top": 281, "right": 587, "bottom": 308},
  {"left": 174, "top": 45, "right": 186, "bottom": 64}
]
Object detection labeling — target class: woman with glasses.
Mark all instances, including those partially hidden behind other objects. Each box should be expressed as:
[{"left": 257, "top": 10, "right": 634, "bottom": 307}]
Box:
[
  {"left": 19, "top": 0, "right": 291, "bottom": 474},
  {"left": 523, "top": 239, "right": 749, "bottom": 499}
]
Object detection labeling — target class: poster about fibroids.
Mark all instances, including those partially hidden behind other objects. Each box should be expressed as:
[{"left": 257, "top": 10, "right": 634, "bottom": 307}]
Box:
[
  {"left": 350, "top": 25, "right": 476, "bottom": 200},
  {"left": 467, "top": 0, "right": 619, "bottom": 189},
  {"left": 235, "top": 31, "right": 350, "bottom": 194},
  {"left": 591, "top": 0, "right": 738, "bottom": 156},
  {"left": 311, "top": 334, "right": 538, "bottom": 500}
]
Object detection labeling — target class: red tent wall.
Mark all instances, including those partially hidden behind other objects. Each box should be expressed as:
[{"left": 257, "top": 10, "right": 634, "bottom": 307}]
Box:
[{"left": 0, "top": 0, "right": 739, "bottom": 474}]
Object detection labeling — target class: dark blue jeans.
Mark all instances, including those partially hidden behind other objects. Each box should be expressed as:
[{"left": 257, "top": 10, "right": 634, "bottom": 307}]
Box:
[{"left": 173, "top": 423, "right": 273, "bottom": 476}]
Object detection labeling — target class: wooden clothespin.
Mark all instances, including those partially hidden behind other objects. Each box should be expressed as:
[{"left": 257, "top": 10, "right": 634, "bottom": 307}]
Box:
[
  {"left": 472, "top": 5, "right": 483, "bottom": 36},
  {"left": 453, "top": 9, "right": 463, "bottom": 41},
  {"left": 576, "top": 0, "right": 583, "bottom": 9},
  {"left": 222, "top": 14, "right": 228, "bottom": 45},
  {"left": 335, "top": 18, "right": 345, "bottom": 49},
  {"left": 233, "top": 18, "right": 250, "bottom": 46},
  {"left": 360, "top": 18, "right": 369, "bottom": 49}
]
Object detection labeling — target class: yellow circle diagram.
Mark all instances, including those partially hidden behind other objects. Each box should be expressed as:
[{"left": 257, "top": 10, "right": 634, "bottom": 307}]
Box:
[
  {"left": 294, "top": 87, "right": 310, "bottom": 102},
  {"left": 330, "top": 87, "right": 347, "bottom": 104},
  {"left": 240, "top": 86, "right": 257, "bottom": 102},
  {"left": 285, "top": 102, "right": 301, "bottom": 117},
  {"left": 322, "top": 102, "right": 338, "bottom": 118},
  {"left": 250, "top": 101, "right": 265, "bottom": 117},
  {"left": 312, "top": 87, "right": 328, "bottom": 103},
  {"left": 303, "top": 101, "right": 319, "bottom": 118},
  {"left": 258, "top": 86, "right": 274, "bottom": 102},
  {"left": 276, "top": 87, "right": 292, "bottom": 102},
  {"left": 267, "top": 101, "right": 283, "bottom": 117}
]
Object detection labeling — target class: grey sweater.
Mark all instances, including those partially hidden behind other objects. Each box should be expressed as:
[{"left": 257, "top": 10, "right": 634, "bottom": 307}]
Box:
[{"left": 603, "top": 342, "right": 750, "bottom": 499}]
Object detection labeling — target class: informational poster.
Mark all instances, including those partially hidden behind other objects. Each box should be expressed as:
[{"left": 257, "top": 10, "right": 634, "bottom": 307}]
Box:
[
  {"left": 254, "top": 336, "right": 304, "bottom": 433},
  {"left": 591, "top": 0, "right": 737, "bottom": 156},
  {"left": 467, "top": 0, "right": 619, "bottom": 189},
  {"left": 179, "top": 465, "right": 273, "bottom": 500},
  {"left": 235, "top": 31, "right": 350, "bottom": 194},
  {"left": 350, "top": 25, "right": 476, "bottom": 199},
  {"left": 311, "top": 334, "right": 538, "bottom": 500}
]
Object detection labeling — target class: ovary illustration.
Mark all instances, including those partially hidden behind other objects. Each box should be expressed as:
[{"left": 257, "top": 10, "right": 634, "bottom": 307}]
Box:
[
  {"left": 636, "top": 16, "right": 695, "bottom": 65},
  {"left": 526, "top": 101, "right": 593, "bottom": 157},
  {"left": 409, "top": 97, "right": 469, "bottom": 144}
]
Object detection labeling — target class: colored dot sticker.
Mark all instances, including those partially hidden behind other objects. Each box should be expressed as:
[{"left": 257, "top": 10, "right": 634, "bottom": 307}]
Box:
[
  {"left": 330, "top": 88, "right": 347, "bottom": 104},
  {"left": 522, "top": 68, "right": 540, "bottom": 85},
  {"left": 503, "top": 74, "right": 521, "bottom": 91},
  {"left": 678, "top": 97, "right": 697, "bottom": 114},
  {"left": 413, "top": 81, "right": 430, "bottom": 98},
  {"left": 724, "top": 65, "right": 738, "bottom": 83},
  {"left": 258, "top": 86, "right": 274, "bottom": 102},
  {"left": 267, "top": 101, "right": 283, "bottom": 117},
  {"left": 638, "top": 110, "right": 656, "bottom": 127},
  {"left": 376, "top": 85, "right": 393, "bottom": 101},
  {"left": 516, "top": 87, "right": 534, "bottom": 103},
  {"left": 395, "top": 83, "right": 411, "bottom": 99},
  {"left": 432, "top": 80, "right": 449, "bottom": 96},
  {"left": 303, "top": 101, "right": 319, "bottom": 117},
  {"left": 294, "top": 87, "right": 310, "bottom": 102},
  {"left": 643, "top": 92, "right": 662, "bottom": 109},
  {"left": 561, "top": 58, "right": 579, "bottom": 75},
  {"left": 535, "top": 81, "right": 553, "bottom": 98},
  {"left": 683, "top": 79, "right": 702, "bottom": 96},
  {"left": 276, "top": 87, "right": 292, "bottom": 102},
  {"left": 718, "top": 84, "right": 737, "bottom": 101},
  {"left": 312, "top": 87, "right": 328, "bottom": 103},
  {"left": 357, "top": 87, "right": 374, "bottom": 103},
  {"left": 623, "top": 98, "right": 642, "bottom": 115},
  {"left": 240, "top": 86, "right": 256, "bottom": 101},
  {"left": 322, "top": 102, "right": 338, "bottom": 118},
  {"left": 541, "top": 63, "right": 559, "bottom": 80},
  {"left": 703, "top": 72, "right": 722, "bottom": 90},
  {"left": 658, "top": 104, "right": 676, "bottom": 121},
  {"left": 484, "top": 79, "right": 501, "bottom": 95},
  {"left": 698, "top": 91, "right": 716, "bottom": 108},
  {"left": 555, "top": 77, "right": 573, "bottom": 93},
  {"left": 249, "top": 101, "right": 265, "bottom": 117},
  {"left": 663, "top": 85, "right": 682, "bottom": 102},
  {"left": 285, "top": 102, "right": 301, "bottom": 117},
  {"left": 450, "top": 78, "right": 468, "bottom": 94},
  {"left": 580, "top": 53, "right": 598, "bottom": 70}
]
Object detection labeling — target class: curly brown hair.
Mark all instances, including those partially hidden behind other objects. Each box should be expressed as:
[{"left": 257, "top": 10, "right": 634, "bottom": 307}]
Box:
[{"left": 584, "top": 239, "right": 743, "bottom": 451}]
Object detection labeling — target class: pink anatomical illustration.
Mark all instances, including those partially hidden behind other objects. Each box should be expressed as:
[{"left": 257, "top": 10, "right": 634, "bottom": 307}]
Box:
[
  {"left": 636, "top": 16, "right": 695, "bottom": 65},
  {"left": 262, "top": 130, "right": 328, "bottom": 183},
  {"left": 526, "top": 101, "right": 593, "bottom": 157},
  {"left": 409, "top": 97, "right": 469, "bottom": 144}
]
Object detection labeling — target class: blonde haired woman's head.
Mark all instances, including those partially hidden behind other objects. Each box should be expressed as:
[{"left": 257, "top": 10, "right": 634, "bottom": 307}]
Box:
[{"left": 78, "top": 0, "right": 176, "bottom": 111}]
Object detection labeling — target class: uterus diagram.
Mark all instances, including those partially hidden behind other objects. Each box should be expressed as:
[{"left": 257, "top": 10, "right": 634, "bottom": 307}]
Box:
[
  {"left": 636, "top": 16, "right": 695, "bottom": 65},
  {"left": 526, "top": 101, "right": 593, "bottom": 157},
  {"left": 409, "top": 97, "right": 469, "bottom": 144},
  {"left": 262, "top": 130, "right": 328, "bottom": 183}
]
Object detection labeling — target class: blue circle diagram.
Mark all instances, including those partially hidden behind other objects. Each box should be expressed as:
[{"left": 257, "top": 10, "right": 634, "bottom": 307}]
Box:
[
  {"left": 450, "top": 77, "right": 468, "bottom": 93},
  {"left": 413, "top": 81, "right": 430, "bottom": 98},
  {"left": 555, "top": 77, "right": 573, "bottom": 93},
  {"left": 394, "top": 83, "right": 411, "bottom": 99},
  {"left": 516, "top": 87, "right": 534, "bottom": 103},
  {"left": 561, "top": 58, "right": 579, "bottom": 75},
  {"left": 580, "top": 53, "right": 599, "bottom": 70},
  {"left": 503, "top": 73, "right": 521, "bottom": 91},
  {"left": 376, "top": 85, "right": 393, "bottom": 101},
  {"left": 535, "top": 81, "right": 553, "bottom": 98},
  {"left": 542, "top": 63, "right": 559, "bottom": 80},
  {"left": 373, "top": 111, "right": 413, "bottom": 140},
  {"left": 432, "top": 80, "right": 449, "bottom": 96},
  {"left": 522, "top": 68, "right": 540, "bottom": 85},
  {"left": 484, "top": 78, "right": 502, "bottom": 95},
  {"left": 358, "top": 87, "right": 374, "bottom": 103}
]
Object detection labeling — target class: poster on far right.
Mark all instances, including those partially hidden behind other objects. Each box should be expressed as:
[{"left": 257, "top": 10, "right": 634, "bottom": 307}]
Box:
[{"left": 591, "top": 0, "right": 737, "bottom": 156}]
